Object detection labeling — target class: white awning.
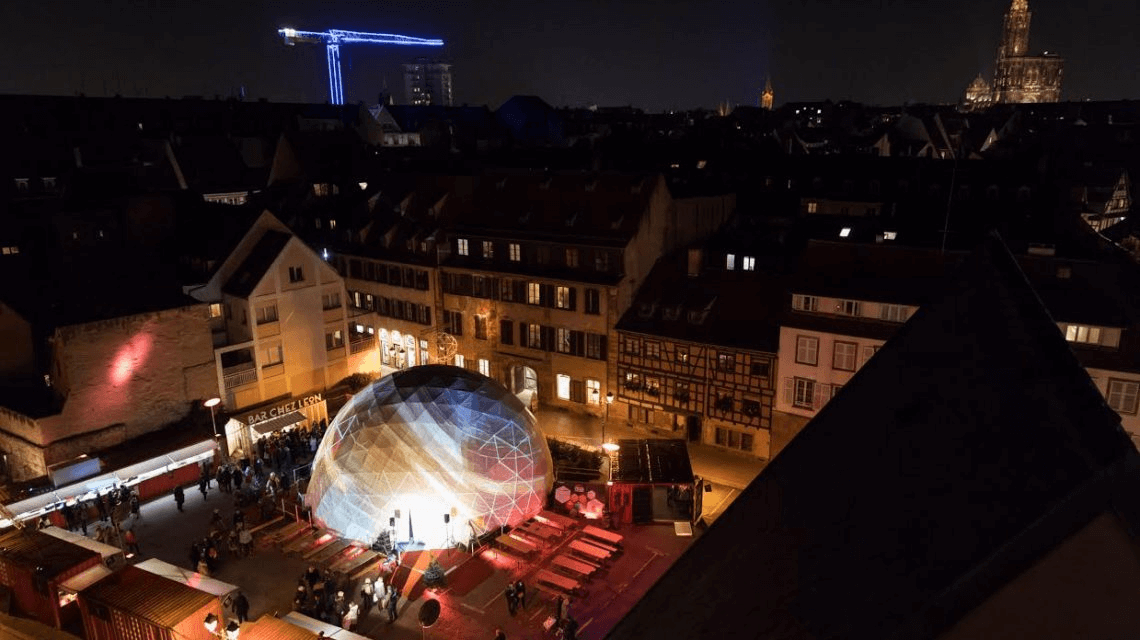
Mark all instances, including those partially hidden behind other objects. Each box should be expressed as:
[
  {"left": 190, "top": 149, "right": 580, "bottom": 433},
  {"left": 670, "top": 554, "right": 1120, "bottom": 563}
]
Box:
[
  {"left": 250, "top": 411, "right": 307, "bottom": 438},
  {"left": 134, "top": 558, "right": 240, "bottom": 600},
  {"left": 59, "top": 564, "right": 114, "bottom": 593},
  {"left": 281, "top": 612, "right": 373, "bottom": 639}
]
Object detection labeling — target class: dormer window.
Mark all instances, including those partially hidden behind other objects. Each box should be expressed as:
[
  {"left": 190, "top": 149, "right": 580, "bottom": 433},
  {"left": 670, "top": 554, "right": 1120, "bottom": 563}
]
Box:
[
  {"left": 329, "top": 219, "right": 337, "bottom": 230},
  {"left": 42, "top": 177, "right": 57, "bottom": 190},
  {"left": 662, "top": 306, "right": 681, "bottom": 321},
  {"left": 836, "top": 300, "right": 861, "bottom": 316},
  {"left": 14, "top": 178, "right": 29, "bottom": 192},
  {"left": 742, "top": 256, "right": 755, "bottom": 271},
  {"left": 726, "top": 254, "right": 736, "bottom": 271},
  {"left": 457, "top": 238, "right": 469, "bottom": 256},
  {"left": 637, "top": 303, "right": 655, "bottom": 319},
  {"left": 792, "top": 295, "right": 818, "bottom": 312}
]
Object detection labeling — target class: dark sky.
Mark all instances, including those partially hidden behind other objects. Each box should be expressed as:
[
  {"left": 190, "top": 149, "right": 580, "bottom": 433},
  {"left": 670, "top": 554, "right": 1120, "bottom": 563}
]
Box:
[{"left": 2, "top": 0, "right": 1137, "bottom": 110}]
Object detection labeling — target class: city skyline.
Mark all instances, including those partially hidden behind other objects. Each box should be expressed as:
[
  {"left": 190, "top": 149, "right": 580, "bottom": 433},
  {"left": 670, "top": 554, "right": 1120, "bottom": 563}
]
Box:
[{"left": 1, "top": 0, "right": 1136, "bottom": 110}]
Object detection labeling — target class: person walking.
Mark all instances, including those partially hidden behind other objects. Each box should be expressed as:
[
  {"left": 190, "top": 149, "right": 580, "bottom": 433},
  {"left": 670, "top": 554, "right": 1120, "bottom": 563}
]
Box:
[
  {"left": 238, "top": 524, "right": 253, "bottom": 557},
  {"left": 124, "top": 528, "right": 140, "bottom": 555},
  {"left": 173, "top": 485, "right": 185, "bottom": 512},
  {"left": 504, "top": 583, "right": 517, "bottom": 616},
  {"left": 386, "top": 586, "right": 399, "bottom": 622},
  {"left": 514, "top": 579, "right": 526, "bottom": 610},
  {"left": 233, "top": 591, "right": 250, "bottom": 624},
  {"left": 359, "top": 577, "right": 375, "bottom": 615},
  {"left": 198, "top": 476, "right": 209, "bottom": 500},
  {"left": 129, "top": 492, "right": 140, "bottom": 519}
]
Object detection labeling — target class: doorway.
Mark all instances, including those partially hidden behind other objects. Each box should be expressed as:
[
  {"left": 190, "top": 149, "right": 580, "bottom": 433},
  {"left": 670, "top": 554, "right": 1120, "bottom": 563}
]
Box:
[{"left": 686, "top": 415, "right": 702, "bottom": 442}]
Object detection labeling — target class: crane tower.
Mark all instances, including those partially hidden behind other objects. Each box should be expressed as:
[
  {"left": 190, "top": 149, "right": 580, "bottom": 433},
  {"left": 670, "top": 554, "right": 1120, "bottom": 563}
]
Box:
[{"left": 279, "top": 27, "right": 444, "bottom": 105}]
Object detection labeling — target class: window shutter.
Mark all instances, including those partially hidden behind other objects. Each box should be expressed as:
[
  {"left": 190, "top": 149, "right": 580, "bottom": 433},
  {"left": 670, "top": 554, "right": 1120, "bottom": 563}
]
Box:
[
  {"left": 571, "top": 331, "right": 584, "bottom": 357},
  {"left": 599, "top": 335, "right": 608, "bottom": 359},
  {"left": 514, "top": 280, "right": 526, "bottom": 302},
  {"left": 500, "top": 320, "right": 513, "bottom": 345},
  {"left": 542, "top": 326, "right": 555, "bottom": 351},
  {"left": 568, "top": 287, "right": 577, "bottom": 311},
  {"left": 543, "top": 284, "right": 555, "bottom": 308},
  {"left": 520, "top": 323, "right": 528, "bottom": 347},
  {"left": 812, "top": 383, "right": 826, "bottom": 410},
  {"left": 490, "top": 277, "right": 500, "bottom": 300},
  {"left": 861, "top": 345, "right": 875, "bottom": 367},
  {"left": 783, "top": 377, "right": 794, "bottom": 405},
  {"left": 424, "top": 307, "right": 431, "bottom": 326}
]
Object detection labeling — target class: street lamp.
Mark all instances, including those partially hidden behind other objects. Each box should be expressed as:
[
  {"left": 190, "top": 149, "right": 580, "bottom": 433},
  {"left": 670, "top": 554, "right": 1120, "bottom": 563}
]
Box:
[
  {"left": 602, "top": 391, "right": 619, "bottom": 453},
  {"left": 204, "top": 398, "right": 221, "bottom": 438}
]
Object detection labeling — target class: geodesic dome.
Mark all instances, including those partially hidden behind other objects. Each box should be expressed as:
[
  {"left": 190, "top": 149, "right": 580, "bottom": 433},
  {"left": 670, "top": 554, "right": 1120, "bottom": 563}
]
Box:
[{"left": 306, "top": 365, "right": 553, "bottom": 548}]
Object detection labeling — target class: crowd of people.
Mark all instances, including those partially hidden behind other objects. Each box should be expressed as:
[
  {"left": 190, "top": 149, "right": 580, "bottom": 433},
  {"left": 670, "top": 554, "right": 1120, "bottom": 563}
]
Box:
[{"left": 292, "top": 565, "right": 399, "bottom": 631}]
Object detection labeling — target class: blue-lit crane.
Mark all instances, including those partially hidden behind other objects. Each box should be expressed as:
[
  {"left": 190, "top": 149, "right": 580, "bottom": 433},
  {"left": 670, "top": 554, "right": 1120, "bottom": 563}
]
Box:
[{"left": 278, "top": 27, "right": 444, "bottom": 105}]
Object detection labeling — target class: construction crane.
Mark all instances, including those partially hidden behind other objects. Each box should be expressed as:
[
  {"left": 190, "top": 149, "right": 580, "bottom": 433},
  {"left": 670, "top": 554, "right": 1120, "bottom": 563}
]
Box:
[{"left": 278, "top": 27, "right": 444, "bottom": 105}]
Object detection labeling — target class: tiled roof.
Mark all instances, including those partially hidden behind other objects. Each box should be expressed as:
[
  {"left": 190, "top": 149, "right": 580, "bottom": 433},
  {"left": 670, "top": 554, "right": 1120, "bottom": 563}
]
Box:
[
  {"left": 83, "top": 565, "right": 214, "bottom": 629},
  {"left": 608, "top": 233, "right": 1138, "bottom": 640},
  {"left": 223, "top": 230, "right": 291, "bottom": 298}
]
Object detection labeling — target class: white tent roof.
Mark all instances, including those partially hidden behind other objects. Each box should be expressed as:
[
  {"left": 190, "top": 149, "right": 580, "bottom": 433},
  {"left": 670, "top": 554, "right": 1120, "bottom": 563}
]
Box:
[{"left": 134, "top": 558, "right": 240, "bottom": 601}]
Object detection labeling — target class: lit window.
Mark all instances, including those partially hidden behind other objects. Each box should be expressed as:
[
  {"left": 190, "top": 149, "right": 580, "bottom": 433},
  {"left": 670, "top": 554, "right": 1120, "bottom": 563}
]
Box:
[
  {"left": 556, "top": 374, "right": 571, "bottom": 400},
  {"left": 457, "top": 238, "right": 469, "bottom": 256},
  {"left": 478, "top": 358, "right": 490, "bottom": 376},
  {"left": 509, "top": 243, "right": 521, "bottom": 261},
  {"left": 742, "top": 256, "right": 755, "bottom": 271},
  {"left": 288, "top": 266, "right": 304, "bottom": 283},
  {"left": 1, "top": 246, "right": 19, "bottom": 255},
  {"left": 555, "top": 286, "right": 571, "bottom": 309},
  {"left": 455, "top": 354, "right": 465, "bottom": 368},
  {"left": 528, "top": 282, "right": 542, "bottom": 305},
  {"left": 527, "top": 323, "right": 542, "bottom": 349},
  {"left": 883, "top": 231, "right": 897, "bottom": 240},
  {"left": 837, "top": 300, "right": 861, "bottom": 316},
  {"left": 208, "top": 303, "right": 222, "bottom": 318},
  {"left": 880, "top": 304, "right": 907, "bottom": 323},
  {"left": 1064, "top": 324, "right": 1101, "bottom": 345},
  {"left": 726, "top": 254, "right": 736, "bottom": 271},
  {"left": 1107, "top": 380, "right": 1139, "bottom": 414},
  {"left": 325, "top": 329, "right": 344, "bottom": 351},
  {"left": 806, "top": 201, "right": 818, "bottom": 213},
  {"left": 796, "top": 336, "right": 819, "bottom": 365},
  {"left": 329, "top": 219, "right": 337, "bottom": 230},
  {"left": 833, "top": 342, "right": 857, "bottom": 371},
  {"left": 556, "top": 328, "right": 572, "bottom": 354},
  {"left": 565, "top": 248, "right": 579, "bottom": 268},
  {"left": 262, "top": 345, "right": 283, "bottom": 366},
  {"left": 839, "top": 227, "right": 851, "bottom": 238},
  {"left": 255, "top": 304, "right": 279, "bottom": 324},
  {"left": 792, "top": 295, "right": 818, "bottom": 312},
  {"left": 587, "top": 379, "right": 601, "bottom": 404},
  {"left": 482, "top": 241, "right": 494, "bottom": 259}
]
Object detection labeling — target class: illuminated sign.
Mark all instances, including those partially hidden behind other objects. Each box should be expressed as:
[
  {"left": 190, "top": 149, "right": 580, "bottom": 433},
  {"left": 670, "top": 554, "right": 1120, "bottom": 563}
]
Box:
[{"left": 245, "top": 394, "right": 323, "bottom": 426}]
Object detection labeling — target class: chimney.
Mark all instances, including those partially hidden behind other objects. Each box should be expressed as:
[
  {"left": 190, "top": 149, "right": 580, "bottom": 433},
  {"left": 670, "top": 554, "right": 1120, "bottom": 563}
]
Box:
[{"left": 687, "top": 248, "right": 702, "bottom": 277}]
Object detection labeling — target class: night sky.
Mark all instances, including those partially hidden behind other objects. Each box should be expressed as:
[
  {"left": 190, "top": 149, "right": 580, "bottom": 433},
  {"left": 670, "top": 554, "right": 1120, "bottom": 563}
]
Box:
[{"left": 3, "top": 0, "right": 1137, "bottom": 110}]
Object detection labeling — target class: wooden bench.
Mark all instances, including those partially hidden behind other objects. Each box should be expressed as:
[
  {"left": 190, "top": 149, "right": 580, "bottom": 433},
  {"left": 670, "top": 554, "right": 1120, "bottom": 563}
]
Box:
[
  {"left": 503, "top": 532, "right": 538, "bottom": 554},
  {"left": 577, "top": 536, "right": 619, "bottom": 556},
  {"left": 551, "top": 554, "right": 598, "bottom": 579},
  {"left": 534, "top": 580, "right": 575, "bottom": 599},
  {"left": 535, "top": 510, "right": 577, "bottom": 531},
  {"left": 536, "top": 569, "right": 581, "bottom": 595},
  {"left": 581, "top": 524, "right": 624, "bottom": 547},
  {"left": 347, "top": 550, "right": 385, "bottom": 579},
  {"left": 520, "top": 521, "right": 560, "bottom": 542},
  {"left": 568, "top": 539, "right": 610, "bottom": 563},
  {"left": 305, "top": 538, "right": 351, "bottom": 561},
  {"left": 284, "top": 528, "right": 326, "bottom": 554}
]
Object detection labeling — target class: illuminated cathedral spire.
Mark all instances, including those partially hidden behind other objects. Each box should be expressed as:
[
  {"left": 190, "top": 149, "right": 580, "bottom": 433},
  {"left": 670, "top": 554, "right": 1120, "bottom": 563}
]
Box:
[
  {"left": 761, "top": 77, "right": 774, "bottom": 110},
  {"left": 999, "top": 0, "right": 1031, "bottom": 58}
]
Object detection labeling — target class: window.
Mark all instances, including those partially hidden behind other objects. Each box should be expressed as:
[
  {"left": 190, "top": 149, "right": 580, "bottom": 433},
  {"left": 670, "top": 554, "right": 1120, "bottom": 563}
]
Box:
[
  {"left": 674, "top": 382, "right": 690, "bottom": 404},
  {"left": 740, "top": 432, "right": 754, "bottom": 452},
  {"left": 861, "top": 345, "right": 880, "bottom": 367},
  {"left": 555, "top": 286, "right": 572, "bottom": 309},
  {"left": 42, "top": 177, "right": 56, "bottom": 190},
  {"left": 1, "top": 246, "right": 19, "bottom": 255},
  {"left": 624, "top": 372, "right": 642, "bottom": 390},
  {"left": 208, "top": 303, "right": 222, "bottom": 318},
  {"left": 837, "top": 300, "right": 861, "bottom": 316},
  {"left": 325, "top": 329, "right": 345, "bottom": 351},
  {"left": 793, "top": 378, "right": 816, "bottom": 408},
  {"left": 833, "top": 341, "right": 857, "bottom": 371},
  {"left": 839, "top": 227, "right": 851, "bottom": 238},
  {"left": 743, "top": 256, "right": 756, "bottom": 271},
  {"left": 500, "top": 319, "right": 514, "bottom": 345},
  {"left": 565, "top": 248, "right": 579, "bottom": 267},
  {"left": 322, "top": 292, "right": 341, "bottom": 310},
  {"left": 750, "top": 361, "right": 770, "bottom": 377},
  {"left": 795, "top": 336, "right": 819, "bottom": 365},
  {"left": 457, "top": 238, "right": 469, "bottom": 256},
  {"left": 1107, "top": 380, "right": 1139, "bottom": 414},
  {"left": 528, "top": 282, "right": 542, "bottom": 305},
  {"left": 509, "top": 243, "right": 521, "bottom": 261},
  {"left": 288, "top": 266, "right": 304, "bottom": 283},
  {"left": 675, "top": 349, "right": 689, "bottom": 364},
  {"left": 630, "top": 406, "right": 651, "bottom": 424},
  {"left": 527, "top": 324, "right": 542, "bottom": 349},
  {"left": 587, "top": 379, "right": 601, "bottom": 404},
  {"left": 455, "top": 354, "right": 465, "bottom": 368},
  {"left": 556, "top": 328, "right": 572, "bottom": 354},
  {"left": 537, "top": 246, "right": 550, "bottom": 264},
  {"left": 14, "top": 178, "right": 29, "bottom": 192},
  {"left": 831, "top": 385, "right": 843, "bottom": 399},
  {"left": 806, "top": 201, "right": 818, "bottom": 213},
  {"left": 624, "top": 338, "right": 641, "bottom": 356},
  {"left": 594, "top": 252, "right": 611, "bottom": 272},
  {"left": 475, "top": 316, "right": 488, "bottom": 340},
  {"left": 881, "top": 304, "right": 907, "bottom": 323},
  {"left": 717, "top": 353, "right": 735, "bottom": 372},
  {"left": 726, "top": 253, "right": 736, "bottom": 271},
  {"left": 482, "top": 240, "right": 494, "bottom": 259},
  {"left": 742, "top": 400, "right": 761, "bottom": 417},
  {"left": 792, "top": 295, "right": 818, "bottom": 312},
  {"left": 262, "top": 345, "right": 283, "bottom": 366},
  {"left": 585, "top": 288, "right": 601, "bottom": 315},
  {"left": 1065, "top": 324, "right": 1102, "bottom": 345},
  {"left": 645, "top": 378, "right": 661, "bottom": 397},
  {"left": 645, "top": 342, "right": 661, "bottom": 359},
  {"left": 478, "top": 359, "right": 490, "bottom": 376},
  {"left": 570, "top": 379, "right": 586, "bottom": 403},
  {"left": 586, "top": 333, "right": 605, "bottom": 360},
  {"left": 255, "top": 304, "right": 279, "bottom": 324},
  {"left": 444, "top": 310, "right": 463, "bottom": 336},
  {"left": 556, "top": 374, "right": 571, "bottom": 400},
  {"left": 329, "top": 219, "right": 337, "bottom": 230}
]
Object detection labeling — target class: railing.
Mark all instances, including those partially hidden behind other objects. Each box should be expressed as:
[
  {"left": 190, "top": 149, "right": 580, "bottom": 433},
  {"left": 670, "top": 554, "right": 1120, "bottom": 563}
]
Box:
[
  {"left": 223, "top": 365, "right": 258, "bottom": 390},
  {"left": 349, "top": 336, "right": 376, "bottom": 354}
]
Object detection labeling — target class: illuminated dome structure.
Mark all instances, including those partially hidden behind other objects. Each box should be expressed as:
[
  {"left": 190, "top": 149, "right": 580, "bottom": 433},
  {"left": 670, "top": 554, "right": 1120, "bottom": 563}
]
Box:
[{"left": 306, "top": 365, "right": 553, "bottom": 549}]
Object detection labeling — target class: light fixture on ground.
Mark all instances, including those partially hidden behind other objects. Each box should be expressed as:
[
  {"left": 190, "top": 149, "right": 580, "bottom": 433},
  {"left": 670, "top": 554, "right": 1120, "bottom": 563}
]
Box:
[
  {"left": 602, "top": 391, "right": 619, "bottom": 452},
  {"left": 204, "top": 397, "right": 221, "bottom": 438}
]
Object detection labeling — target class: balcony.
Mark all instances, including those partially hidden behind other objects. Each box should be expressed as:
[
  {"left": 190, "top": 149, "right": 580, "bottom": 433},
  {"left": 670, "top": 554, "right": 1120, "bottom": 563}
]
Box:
[
  {"left": 223, "top": 364, "right": 258, "bottom": 390},
  {"left": 349, "top": 335, "right": 377, "bottom": 355}
]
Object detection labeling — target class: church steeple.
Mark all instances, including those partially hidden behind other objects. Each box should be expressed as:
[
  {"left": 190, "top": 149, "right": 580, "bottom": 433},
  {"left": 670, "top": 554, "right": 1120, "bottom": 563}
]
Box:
[
  {"left": 999, "top": 0, "right": 1031, "bottom": 59},
  {"left": 761, "top": 76, "right": 774, "bottom": 110}
]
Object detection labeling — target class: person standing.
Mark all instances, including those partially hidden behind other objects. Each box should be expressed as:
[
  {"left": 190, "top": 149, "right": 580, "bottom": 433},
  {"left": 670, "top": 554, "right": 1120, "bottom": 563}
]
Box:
[
  {"left": 233, "top": 591, "right": 250, "bottom": 624},
  {"left": 494, "top": 628, "right": 507, "bottom": 640},
  {"left": 386, "top": 586, "right": 399, "bottom": 622},
  {"left": 173, "top": 485, "right": 185, "bottom": 512},
  {"left": 514, "top": 579, "right": 526, "bottom": 610},
  {"left": 198, "top": 476, "right": 209, "bottom": 500},
  {"left": 359, "top": 578, "right": 375, "bottom": 615},
  {"left": 238, "top": 524, "right": 253, "bottom": 557},
  {"left": 504, "top": 583, "right": 517, "bottom": 616},
  {"left": 124, "top": 528, "right": 140, "bottom": 555},
  {"left": 130, "top": 492, "right": 140, "bottom": 519}
]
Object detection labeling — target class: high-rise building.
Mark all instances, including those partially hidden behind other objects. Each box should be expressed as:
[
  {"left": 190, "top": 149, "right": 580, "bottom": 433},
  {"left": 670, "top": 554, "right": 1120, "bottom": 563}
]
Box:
[
  {"left": 964, "top": 0, "right": 1062, "bottom": 108},
  {"left": 402, "top": 58, "right": 453, "bottom": 106}
]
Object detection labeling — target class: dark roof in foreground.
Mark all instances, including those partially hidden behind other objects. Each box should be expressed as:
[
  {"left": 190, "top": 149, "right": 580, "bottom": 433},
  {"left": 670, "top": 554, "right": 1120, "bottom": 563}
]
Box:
[
  {"left": 607, "top": 233, "right": 1139, "bottom": 640},
  {"left": 0, "top": 528, "right": 100, "bottom": 579},
  {"left": 83, "top": 565, "right": 214, "bottom": 628},
  {"left": 609, "top": 439, "right": 694, "bottom": 485}
]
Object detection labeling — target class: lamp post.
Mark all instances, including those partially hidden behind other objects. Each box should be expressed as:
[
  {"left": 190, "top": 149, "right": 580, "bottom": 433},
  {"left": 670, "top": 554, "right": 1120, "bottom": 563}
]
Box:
[
  {"left": 204, "top": 397, "right": 221, "bottom": 438},
  {"left": 602, "top": 391, "right": 618, "bottom": 453}
]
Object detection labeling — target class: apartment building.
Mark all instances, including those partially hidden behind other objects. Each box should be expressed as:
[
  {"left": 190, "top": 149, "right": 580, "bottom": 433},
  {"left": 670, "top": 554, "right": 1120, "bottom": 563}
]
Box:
[{"left": 438, "top": 173, "right": 733, "bottom": 418}]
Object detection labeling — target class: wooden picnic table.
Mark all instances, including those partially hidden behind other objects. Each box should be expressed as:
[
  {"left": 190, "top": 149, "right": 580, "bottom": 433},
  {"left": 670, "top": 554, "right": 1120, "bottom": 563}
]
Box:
[
  {"left": 568, "top": 539, "right": 610, "bottom": 562},
  {"left": 581, "top": 524, "right": 623, "bottom": 547},
  {"left": 535, "top": 510, "right": 577, "bottom": 531},
  {"left": 536, "top": 569, "right": 581, "bottom": 594},
  {"left": 519, "top": 522, "right": 560, "bottom": 542},
  {"left": 576, "top": 536, "right": 619, "bottom": 556},
  {"left": 551, "top": 554, "right": 598, "bottom": 579},
  {"left": 305, "top": 538, "right": 351, "bottom": 561},
  {"left": 498, "top": 533, "right": 537, "bottom": 556}
]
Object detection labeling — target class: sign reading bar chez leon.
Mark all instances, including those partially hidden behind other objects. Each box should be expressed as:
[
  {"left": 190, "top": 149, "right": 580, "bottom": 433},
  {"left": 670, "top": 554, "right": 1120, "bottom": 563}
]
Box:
[{"left": 245, "top": 394, "right": 324, "bottom": 426}]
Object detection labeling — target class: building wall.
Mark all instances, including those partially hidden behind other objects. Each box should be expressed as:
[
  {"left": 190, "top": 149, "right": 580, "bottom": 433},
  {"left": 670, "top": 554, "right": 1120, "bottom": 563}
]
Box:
[
  {"left": 0, "top": 302, "right": 36, "bottom": 379},
  {"left": 775, "top": 324, "right": 888, "bottom": 420},
  {"left": 1086, "top": 366, "right": 1140, "bottom": 448}
]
